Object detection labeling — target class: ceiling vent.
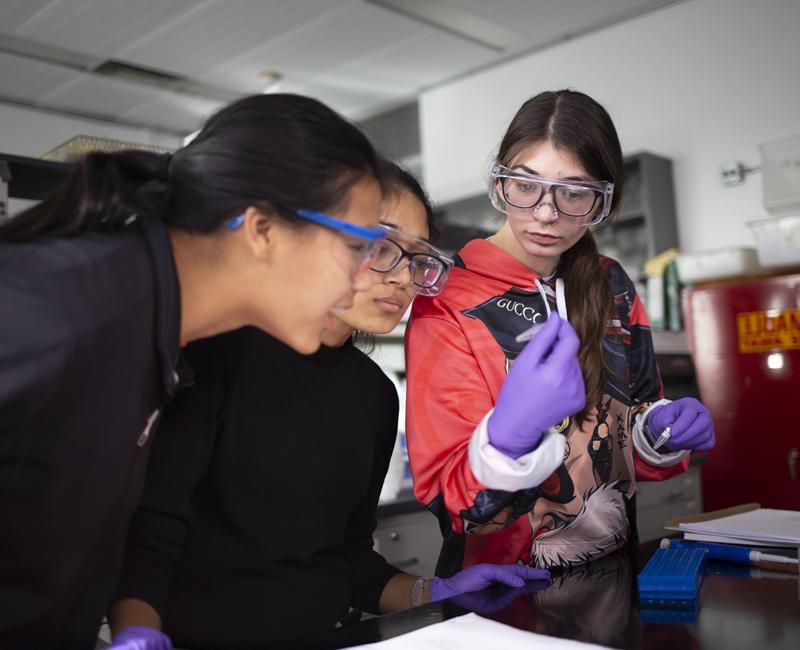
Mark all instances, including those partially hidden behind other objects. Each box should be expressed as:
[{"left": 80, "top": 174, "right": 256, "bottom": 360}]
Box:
[{"left": 91, "top": 59, "right": 240, "bottom": 102}]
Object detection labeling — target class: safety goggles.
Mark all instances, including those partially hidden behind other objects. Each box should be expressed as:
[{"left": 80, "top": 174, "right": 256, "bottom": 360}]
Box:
[
  {"left": 226, "top": 208, "right": 387, "bottom": 277},
  {"left": 489, "top": 162, "right": 614, "bottom": 227},
  {"left": 369, "top": 224, "right": 454, "bottom": 297}
]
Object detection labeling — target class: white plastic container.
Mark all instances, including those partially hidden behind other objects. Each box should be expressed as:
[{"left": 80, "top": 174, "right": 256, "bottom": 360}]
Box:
[
  {"left": 747, "top": 213, "right": 800, "bottom": 269},
  {"left": 675, "top": 247, "right": 761, "bottom": 284}
]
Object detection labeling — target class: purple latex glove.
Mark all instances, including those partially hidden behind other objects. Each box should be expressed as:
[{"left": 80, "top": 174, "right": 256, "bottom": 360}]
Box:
[
  {"left": 429, "top": 563, "right": 551, "bottom": 603},
  {"left": 488, "top": 314, "right": 585, "bottom": 459},
  {"left": 109, "top": 627, "right": 172, "bottom": 650},
  {"left": 647, "top": 397, "right": 716, "bottom": 452},
  {"left": 448, "top": 576, "right": 551, "bottom": 614}
]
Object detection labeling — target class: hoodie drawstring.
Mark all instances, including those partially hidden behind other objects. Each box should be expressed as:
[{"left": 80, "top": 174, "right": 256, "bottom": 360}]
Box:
[
  {"left": 555, "top": 278, "right": 568, "bottom": 321},
  {"left": 534, "top": 277, "right": 568, "bottom": 322}
]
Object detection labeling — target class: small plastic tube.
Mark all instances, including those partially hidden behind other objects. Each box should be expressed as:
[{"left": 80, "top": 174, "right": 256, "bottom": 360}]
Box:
[
  {"left": 515, "top": 322, "right": 546, "bottom": 343},
  {"left": 651, "top": 425, "right": 672, "bottom": 451}
]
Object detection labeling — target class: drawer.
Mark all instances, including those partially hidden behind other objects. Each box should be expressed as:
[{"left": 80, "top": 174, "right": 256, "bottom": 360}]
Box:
[{"left": 374, "top": 511, "right": 441, "bottom": 577}]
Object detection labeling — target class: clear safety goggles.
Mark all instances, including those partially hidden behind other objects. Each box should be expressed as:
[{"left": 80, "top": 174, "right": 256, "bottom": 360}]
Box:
[
  {"left": 369, "top": 224, "right": 454, "bottom": 297},
  {"left": 489, "top": 162, "right": 614, "bottom": 227},
  {"left": 226, "top": 208, "right": 387, "bottom": 278}
]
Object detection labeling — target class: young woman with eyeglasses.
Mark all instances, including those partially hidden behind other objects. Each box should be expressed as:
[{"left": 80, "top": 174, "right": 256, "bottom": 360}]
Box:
[
  {"left": 405, "top": 90, "right": 716, "bottom": 576},
  {"left": 0, "top": 93, "right": 391, "bottom": 649},
  {"left": 107, "top": 162, "right": 549, "bottom": 650}
]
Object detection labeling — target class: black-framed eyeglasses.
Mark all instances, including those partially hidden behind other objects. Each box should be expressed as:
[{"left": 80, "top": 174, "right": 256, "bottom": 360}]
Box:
[{"left": 370, "top": 225, "right": 454, "bottom": 297}]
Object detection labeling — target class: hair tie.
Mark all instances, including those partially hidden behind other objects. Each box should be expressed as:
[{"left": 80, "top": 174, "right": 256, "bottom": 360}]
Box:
[{"left": 158, "top": 153, "right": 172, "bottom": 182}]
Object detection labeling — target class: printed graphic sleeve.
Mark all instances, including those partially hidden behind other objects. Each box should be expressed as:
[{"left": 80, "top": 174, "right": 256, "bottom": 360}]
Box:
[
  {"left": 405, "top": 312, "right": 560, "bottom": 535},
  {"left": 614, "top": 263, "right": 689, "bottom": 480}
]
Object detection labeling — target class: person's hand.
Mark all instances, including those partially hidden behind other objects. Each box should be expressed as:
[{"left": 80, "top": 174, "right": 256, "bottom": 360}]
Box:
[
  {"left": 109, "top": 626, "right": 172, "bottom": 650},
  {"left": 447, "top": 576, "right": 551, "bottom": 614},
  {"left": 647, "top": 398, "right": 715, "bottom": 452},
  {"left": 488, "top": 314, "right": 585, "bottom": 459},
  {"left": 429, "top": 563, "right": 551, "bottom": 603}
]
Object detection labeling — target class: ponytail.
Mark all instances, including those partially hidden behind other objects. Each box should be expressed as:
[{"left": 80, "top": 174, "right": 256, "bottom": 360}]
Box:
[
  {"left": 0, "top": 150, "right": 171, "bottom": 242},
  {"left": 559, "top": 231, "right": 613, "bottom": 424}
]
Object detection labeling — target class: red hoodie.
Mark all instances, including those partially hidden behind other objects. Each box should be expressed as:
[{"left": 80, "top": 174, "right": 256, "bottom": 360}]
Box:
[{"left": 405, "top": 239, "right": 688, "bottom": 573}]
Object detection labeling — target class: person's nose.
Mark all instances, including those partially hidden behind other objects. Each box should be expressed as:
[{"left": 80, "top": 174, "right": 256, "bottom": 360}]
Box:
[
  {"left": 386, "top": 259, "right": 413, "bottom": 288},
  {"left": 532, "top": 193, "right": 559, "bottom": 224}
]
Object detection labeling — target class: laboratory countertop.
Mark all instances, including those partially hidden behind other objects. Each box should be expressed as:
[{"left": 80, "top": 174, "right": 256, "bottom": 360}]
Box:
[{"left": 290, "top": 538, "right": 800, "bottom": 650}]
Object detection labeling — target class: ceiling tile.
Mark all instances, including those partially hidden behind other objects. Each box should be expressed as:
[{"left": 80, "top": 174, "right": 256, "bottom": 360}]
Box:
[
  {"left": 0, "top": 0, "right": 57, "bottom": 31},
  {"left": 40, "top": 73, "right": 170, "bottom": 118},
  {"left": 455, "top": 0, "right": 680, "bottom": 50},
  {"left": 290, "top": 77, "right": 404, "bottom": 121},
  {"left": 0, "top": 51, "right": 77, "bottom": 103},
  {"left": 202, "top": 1, "right": 424, "bottom": 91},
  {"left": 118, "top": 93, "right": 224, "bottom": 133},
  {"left": 120, "top": 0, "right": 337, "bottom": 87},
  {"left": 14, "top": 0, "right": 201, "bottom": 59},
  {"left": 327, "top": 29, "right": 495, "bottom": 93}
]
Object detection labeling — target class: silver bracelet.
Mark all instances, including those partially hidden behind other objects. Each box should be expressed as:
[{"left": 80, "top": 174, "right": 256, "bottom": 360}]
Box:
[{"left": 410, "top": 576, "right": 426, "bottom": 607}]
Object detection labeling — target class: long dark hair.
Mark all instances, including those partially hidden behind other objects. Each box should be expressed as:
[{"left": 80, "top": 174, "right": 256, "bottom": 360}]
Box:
[
  {"left": 497, "top": 90, "right": 624, "bottom": 421},
  {"left": 0, "top": 94, "right": 383, "bottom": 241},
  {"left": 380, "top": 161, "right": 439, "bottom": 241},
  {"left": 355, "top": 161, "right": 438, "bottom": 353}
]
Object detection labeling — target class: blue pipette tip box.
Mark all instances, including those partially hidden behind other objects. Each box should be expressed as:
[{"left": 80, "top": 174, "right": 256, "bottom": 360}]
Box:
[{"left": 638, "top": 547, "right": 708, "bottom": 602}]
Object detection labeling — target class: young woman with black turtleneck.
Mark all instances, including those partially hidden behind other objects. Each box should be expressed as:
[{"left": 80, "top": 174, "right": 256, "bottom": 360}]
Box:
[{"left": 109, "top": 164, "right": 550, "bottom": 649}]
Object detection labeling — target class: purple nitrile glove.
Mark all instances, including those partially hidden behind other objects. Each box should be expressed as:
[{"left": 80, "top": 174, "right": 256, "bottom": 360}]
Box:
[
  {"left": 109, "top": 626, "right": 172, "bottom": 650},
  {"left": 647, "top": 397, "right": 716, "bottom": 452},
  {"left": 429, "top": 563, "right": 551, "bottom": 603},
  {"left": 448, "top": 576, "right": 551, "bottom": 615},
  {"left": 488, "top": 313, "right": 585, "bottom": 459}
]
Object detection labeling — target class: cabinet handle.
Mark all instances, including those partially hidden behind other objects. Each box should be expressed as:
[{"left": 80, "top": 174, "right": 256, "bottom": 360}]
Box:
[
  {"left": 788, "top": 448, "right": 798, "bottom": 481},
  {"left": 389, "top": 531, "right": 399, "bottom": 541}
]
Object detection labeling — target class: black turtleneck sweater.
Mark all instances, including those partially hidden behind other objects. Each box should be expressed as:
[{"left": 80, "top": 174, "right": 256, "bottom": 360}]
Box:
[{"left": 115, "top": 326, "right": 401, "bottom": 649}]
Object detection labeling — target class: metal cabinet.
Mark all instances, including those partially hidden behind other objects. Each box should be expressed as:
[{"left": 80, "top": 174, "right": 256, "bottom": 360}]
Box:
[
  {"left": 594, "top": 151, "right": 679, "bottom": 275},
  {"left": 636, "top": 465, "right": 703, "bottom": 542},
  {"left": 683, "top": 274, "right": 800, "bottom": 510},
  {"left": 374, "top": 510, "right": 441, "bottom": 578}
]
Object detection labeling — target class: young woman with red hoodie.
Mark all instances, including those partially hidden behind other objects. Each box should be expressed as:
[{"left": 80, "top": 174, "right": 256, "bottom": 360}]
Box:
[{"left": 405, "top": 90, "right": 715, "bottom": 575}]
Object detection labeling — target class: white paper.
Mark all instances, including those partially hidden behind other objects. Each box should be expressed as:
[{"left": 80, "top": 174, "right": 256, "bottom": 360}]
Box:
[
  {"left": 679, "top": 508, "right": 800, "bottom": 545},
  {"left": 342, "top": 613, "right": 610, "bottom": 650},
  {"left": 682, "top": 531, "right": 800, "bottom": 548}
]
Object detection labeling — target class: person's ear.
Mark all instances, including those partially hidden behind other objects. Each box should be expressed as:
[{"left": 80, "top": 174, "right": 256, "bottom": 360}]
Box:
[{"left": 241, "top": 206, "right": 276, "bottom": 261}]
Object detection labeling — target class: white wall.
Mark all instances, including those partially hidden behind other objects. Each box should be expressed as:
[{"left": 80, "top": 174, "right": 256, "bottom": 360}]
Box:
[
  {"left": 419, "top": 0, "right": 800, "bottom": 253},
  {"left": 0, "top": 102, "right": 181, "bottom": 158}
]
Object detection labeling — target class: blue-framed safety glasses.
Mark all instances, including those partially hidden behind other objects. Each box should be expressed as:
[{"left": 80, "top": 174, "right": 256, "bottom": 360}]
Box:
[{"left": 226, "top": 208, "right": 387, "bottom": 277}]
